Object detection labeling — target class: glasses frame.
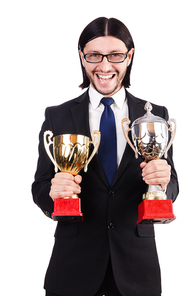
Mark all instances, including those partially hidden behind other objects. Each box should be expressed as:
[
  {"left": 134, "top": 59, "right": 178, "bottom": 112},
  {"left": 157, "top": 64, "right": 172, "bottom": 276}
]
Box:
[{"left": 83, "top": 52, "right": 128, "bottom": 64}]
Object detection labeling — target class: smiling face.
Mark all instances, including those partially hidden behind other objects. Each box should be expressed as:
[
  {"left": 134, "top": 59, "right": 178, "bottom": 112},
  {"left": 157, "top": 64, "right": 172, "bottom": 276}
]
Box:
[{"left": 79, "top": 36, "right": 134, "bottom": 97}]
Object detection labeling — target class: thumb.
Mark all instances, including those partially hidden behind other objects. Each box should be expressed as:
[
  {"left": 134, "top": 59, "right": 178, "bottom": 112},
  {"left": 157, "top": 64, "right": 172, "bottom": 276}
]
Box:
[{"left": 74, "top": 175, "right": 82, "bottom": 184}]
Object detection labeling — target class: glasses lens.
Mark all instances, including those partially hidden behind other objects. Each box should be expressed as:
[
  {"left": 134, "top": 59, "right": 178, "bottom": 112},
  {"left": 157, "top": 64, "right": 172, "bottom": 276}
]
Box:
[
  {"left": 85, "top": 54, "right": 102, "bottom": 63},
  {"left": 84, "top": 53, "right": 127, "bottom": 63},
  {"left": 108, "top": 53, "right": 126, "bottom": 63}
]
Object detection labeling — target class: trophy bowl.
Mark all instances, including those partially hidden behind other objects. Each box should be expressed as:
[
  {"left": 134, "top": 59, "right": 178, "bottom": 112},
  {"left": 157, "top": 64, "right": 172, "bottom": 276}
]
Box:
[
  {"left": 132, "top": 118, "right": 169, "bottom": 162},
  {"left": 122, "top": 102, "right": 176, "bottom": 224},
  {"left": 44, "top": 131, "right": 100, "bottom": 221}
]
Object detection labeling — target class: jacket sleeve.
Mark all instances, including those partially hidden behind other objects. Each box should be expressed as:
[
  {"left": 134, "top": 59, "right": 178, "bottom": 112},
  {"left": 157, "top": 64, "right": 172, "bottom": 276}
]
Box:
[
  {"left": 32, "top": 108, "right": 55, "bottom": 218},
  {"left": 162, "top": 106, "right": 179, "bottom": 202}
]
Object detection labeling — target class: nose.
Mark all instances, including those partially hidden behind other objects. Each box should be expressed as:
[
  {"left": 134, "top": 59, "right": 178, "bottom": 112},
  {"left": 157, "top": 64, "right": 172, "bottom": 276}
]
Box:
[{"left": 98, "top": 56, "right": 112, "bottom": 72}]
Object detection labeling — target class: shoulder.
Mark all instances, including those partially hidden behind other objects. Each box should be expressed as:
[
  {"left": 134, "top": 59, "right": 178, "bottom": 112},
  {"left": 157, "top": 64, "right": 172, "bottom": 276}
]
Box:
[
  {"left": 126, "top": 89, "right": 169, "bottom": 120},
  {"left": 46, "top": 90, "right": 89, "bottom": 115},
  {"left": 42, "top": 90, "right": 89, "bottom": 135}
]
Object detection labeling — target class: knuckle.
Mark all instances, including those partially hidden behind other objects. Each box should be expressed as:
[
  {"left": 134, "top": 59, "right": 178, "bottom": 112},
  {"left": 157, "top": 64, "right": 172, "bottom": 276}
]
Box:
[
  {"left": 155, "top": 177, "right": 160, "bottom": 184},
  {"left": 54, "top": 172, "right": 61, "bottom": 179},
  {"left": 152, "top": 162, "right": 159, "bottom": 172},
  {"left": 63, "top": 180, "right": 72, "bottom": 188},
  {"left": 62, "top": 184, "right": 69, "bottom": 191},
  {"left": 58, "top": 192, "right": 64, "bottom": 198},
  {"left": 65, "top": 173, "right": 74, "bottom": 180},
  {"left": 49, "top": 190, "right": 54, "bottom": 200}
]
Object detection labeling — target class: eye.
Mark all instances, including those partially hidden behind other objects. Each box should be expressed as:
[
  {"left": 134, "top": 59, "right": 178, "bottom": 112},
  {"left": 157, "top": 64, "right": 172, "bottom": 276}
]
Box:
[
  {"left": 88, "top": 53, "right": 99, "bottom": 58},
  {"left": 84, "top": 53, "right": 102, "bottom": 63},
  {"left": 111, "top": 53, "right": 121, "bottom": 57}
]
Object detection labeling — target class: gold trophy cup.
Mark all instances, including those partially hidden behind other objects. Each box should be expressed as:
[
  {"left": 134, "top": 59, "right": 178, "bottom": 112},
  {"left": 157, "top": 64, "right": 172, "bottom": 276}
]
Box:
[{"left": 44, "top": 131, "right": 100, "bottom": 221}]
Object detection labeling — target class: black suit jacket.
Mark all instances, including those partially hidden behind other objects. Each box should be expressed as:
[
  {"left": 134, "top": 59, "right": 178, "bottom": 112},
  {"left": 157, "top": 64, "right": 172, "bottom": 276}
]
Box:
[{"left": 32, "top": 90, "right": 179, "bottom": 296}]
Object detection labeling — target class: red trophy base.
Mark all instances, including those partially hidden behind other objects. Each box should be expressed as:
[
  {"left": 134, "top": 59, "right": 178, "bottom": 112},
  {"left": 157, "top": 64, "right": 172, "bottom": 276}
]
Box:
[
  {"left": 52, "top": 198, "right": 83, "bottom": 222},
  {"left": 137, "top": 200, "right": 176, "bottom": 224}
]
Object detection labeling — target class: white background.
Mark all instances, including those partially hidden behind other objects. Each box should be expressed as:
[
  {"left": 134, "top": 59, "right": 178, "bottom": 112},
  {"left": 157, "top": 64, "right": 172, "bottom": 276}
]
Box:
[{"left": 0, "top": 0, "right": 195, "bottom": 295}]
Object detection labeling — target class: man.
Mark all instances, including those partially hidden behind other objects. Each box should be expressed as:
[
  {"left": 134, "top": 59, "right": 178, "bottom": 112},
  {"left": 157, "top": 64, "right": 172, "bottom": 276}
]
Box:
[{"left": 32, "top": 17, "right": 179, "bottom": 296}]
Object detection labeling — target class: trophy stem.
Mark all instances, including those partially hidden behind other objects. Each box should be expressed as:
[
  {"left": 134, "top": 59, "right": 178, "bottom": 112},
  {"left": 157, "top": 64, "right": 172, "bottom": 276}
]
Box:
[
  {"left": 59, "top": 194, "right": 79, "bottom": 199},
  {"left": 143, "top": 185, "right": 167, "bottom": 200},
  {"left": 70, "top": 193, "right": 79, "bottom": 199}
]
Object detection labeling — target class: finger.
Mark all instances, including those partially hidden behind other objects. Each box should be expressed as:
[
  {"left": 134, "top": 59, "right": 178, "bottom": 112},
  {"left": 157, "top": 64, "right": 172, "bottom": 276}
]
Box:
[
  {"left": 143, "top": 159, "right": 168, "bottom": 170},
  {"left": 51, "top": 180, "right": 81, "bottom": 193},
  {"left": 143, "top": 174, "right": 170, "bottom": 186},
  {"left": 140, "top": 161, "right": 147, "bottom": 169},
  {"left": 52, "top": 173, "right": 80, "bottom": 189},
  {"left": 54, "top": 172, "right": 75, "bottom": 181},
  {"left": 142, "top": 160, "right": 170, "bottom": 176},
  {"left": 52, "top": 182, "right": 81, "bottom": 193},
  {"left": 53, "top": 173, "right": 82, "bottom": 187},
  {"left": 142, "top": 164, "right": 170, "bottom": 178},
  {"left": 49, "top": 189, "right": 74, "bottom": 200},
  {"left": 142, "top": 171, "right": 171, "bottom": 188}
]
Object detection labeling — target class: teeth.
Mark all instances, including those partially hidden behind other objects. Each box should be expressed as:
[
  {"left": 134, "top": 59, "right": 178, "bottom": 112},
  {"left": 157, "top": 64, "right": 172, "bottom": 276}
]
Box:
[{"left": 98, "top": 74, "right": 113, "bottom": 80}]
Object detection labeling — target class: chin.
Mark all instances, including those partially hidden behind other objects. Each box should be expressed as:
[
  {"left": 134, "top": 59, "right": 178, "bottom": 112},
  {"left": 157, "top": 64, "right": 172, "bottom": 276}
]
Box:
[{"left": 93, "top": 83, "right": 120, "bottom": 97}]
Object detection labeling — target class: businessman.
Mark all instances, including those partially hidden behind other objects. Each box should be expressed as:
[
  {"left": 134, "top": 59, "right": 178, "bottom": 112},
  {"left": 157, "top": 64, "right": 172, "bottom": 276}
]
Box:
[{"left": 32, "top": 17, "right": 179, "bottom": 296}]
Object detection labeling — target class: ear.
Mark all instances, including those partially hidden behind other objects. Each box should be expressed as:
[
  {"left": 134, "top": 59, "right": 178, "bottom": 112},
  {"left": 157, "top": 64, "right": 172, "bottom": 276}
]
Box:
[
  {"left": 127, "top": 48, "right": 134, "bottom": 66},
  {"left": 79, "top": 50, "right": 85, "bottom": 67}
]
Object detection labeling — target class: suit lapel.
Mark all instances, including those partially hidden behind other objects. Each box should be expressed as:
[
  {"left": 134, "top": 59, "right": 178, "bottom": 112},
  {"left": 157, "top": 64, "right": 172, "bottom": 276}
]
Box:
[
  {"left": 112, "top": 91, "right": 145, "bottom": 186},
  {"left": 71, "top": 90, "right": 109, "bottom": 186},
  {"left": 71, "top": 91, "right": 91, "bottom": 138}
]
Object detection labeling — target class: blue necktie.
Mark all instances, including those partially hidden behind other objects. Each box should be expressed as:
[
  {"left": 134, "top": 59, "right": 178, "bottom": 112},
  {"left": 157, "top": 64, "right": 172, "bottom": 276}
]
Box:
[{"left": 98, "top": 97, "right": 117, "bottom": 186}]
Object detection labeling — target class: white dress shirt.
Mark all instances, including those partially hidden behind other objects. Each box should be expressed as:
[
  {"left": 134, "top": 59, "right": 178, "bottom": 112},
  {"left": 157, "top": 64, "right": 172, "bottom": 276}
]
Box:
[{"left": 88, "top": 85, "right": 128, "bottom": 167}]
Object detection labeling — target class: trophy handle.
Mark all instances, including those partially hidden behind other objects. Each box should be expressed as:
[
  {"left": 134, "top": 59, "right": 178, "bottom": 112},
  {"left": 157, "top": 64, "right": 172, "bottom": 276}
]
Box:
[
  {"left": 43, "top": 130, "right": 58, "bottom": 173},
  {"left": 84, "top": 130, "right": 101, "bottom": 172},
  {"left": 164, "top": 118, "right": 176, "bottom": 158},
  {"left": 122, "top": 118, "right": 138, "bottom": 159}
]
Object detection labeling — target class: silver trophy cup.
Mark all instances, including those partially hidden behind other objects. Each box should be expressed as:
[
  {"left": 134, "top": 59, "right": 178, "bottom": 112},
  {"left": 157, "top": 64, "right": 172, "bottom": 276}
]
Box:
[{"left": 122, "top": 102, "right": 176, "bottom": 224}]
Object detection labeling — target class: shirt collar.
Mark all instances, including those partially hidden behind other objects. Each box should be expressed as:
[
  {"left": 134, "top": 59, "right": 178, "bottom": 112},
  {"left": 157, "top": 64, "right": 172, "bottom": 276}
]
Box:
[{"left": 88, "top": 85, "right": 126, "bottom": 110}]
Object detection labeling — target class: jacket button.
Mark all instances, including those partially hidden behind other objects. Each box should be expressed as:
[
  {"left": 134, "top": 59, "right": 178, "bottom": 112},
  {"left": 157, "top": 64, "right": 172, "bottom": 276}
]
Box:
[
  {"left": 108, "top": 223, "right": 115, "bottom": 229},
  {"left": 109, "top": 190, "right": 115, "bottom": 197}
]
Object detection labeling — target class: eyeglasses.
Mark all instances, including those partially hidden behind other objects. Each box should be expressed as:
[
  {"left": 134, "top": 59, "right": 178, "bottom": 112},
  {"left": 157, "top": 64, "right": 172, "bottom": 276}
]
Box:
[{"left": 83, "top": 52, "right": 128, "bottom": 63}]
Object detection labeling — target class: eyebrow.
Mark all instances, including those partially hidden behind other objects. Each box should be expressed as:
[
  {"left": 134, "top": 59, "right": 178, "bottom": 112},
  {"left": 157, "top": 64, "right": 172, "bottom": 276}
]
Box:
[{"left": 85, "top": 50, "right": 124, "bottom": 54}]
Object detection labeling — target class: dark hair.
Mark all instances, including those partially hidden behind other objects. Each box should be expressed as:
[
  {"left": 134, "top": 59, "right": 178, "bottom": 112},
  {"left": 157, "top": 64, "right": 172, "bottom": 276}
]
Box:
[{"left": 78, "top": 17, "right": 135, "bottom": 89}]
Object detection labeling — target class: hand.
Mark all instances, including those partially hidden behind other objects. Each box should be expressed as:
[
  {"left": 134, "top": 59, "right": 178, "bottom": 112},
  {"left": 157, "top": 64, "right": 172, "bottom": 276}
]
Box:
[
  {"left": 49, "top": 172, "right": 82, "bottom": 200},
  {"left": 140, "top": 160, "right": 171, "bottom": 191}
]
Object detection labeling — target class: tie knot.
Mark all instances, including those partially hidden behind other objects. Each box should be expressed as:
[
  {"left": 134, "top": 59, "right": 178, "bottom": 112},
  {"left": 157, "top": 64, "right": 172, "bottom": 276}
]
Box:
[{"left": 101, "top": 97, "right": 114, "bottom": 107}]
